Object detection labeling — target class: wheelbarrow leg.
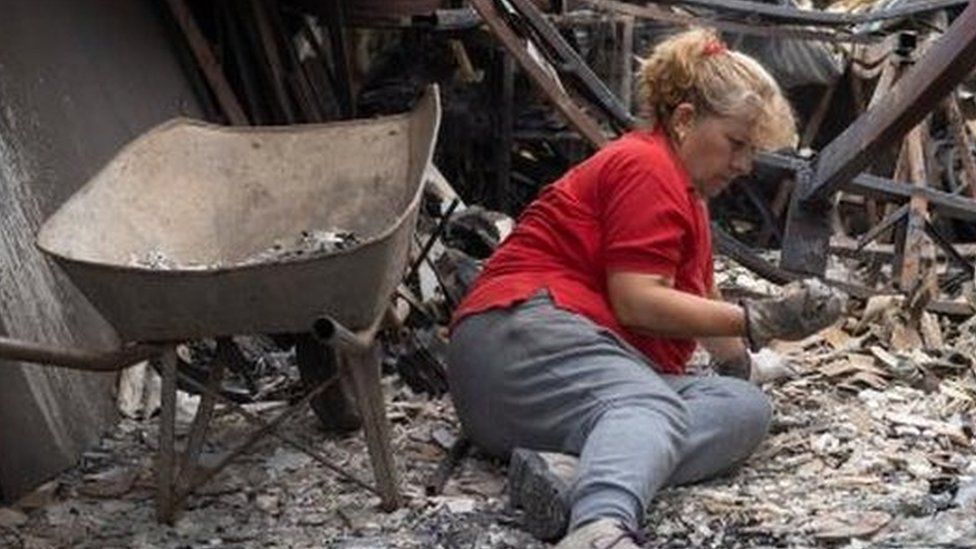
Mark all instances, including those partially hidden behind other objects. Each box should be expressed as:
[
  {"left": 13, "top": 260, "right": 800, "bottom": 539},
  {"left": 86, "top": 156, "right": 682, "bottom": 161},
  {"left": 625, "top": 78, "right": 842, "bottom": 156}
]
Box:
[
  {"left": 157, "top": 347, "right": 179, "bottom": 524},
  {"left": 344, "top": 345, "right": 402, "bottom": 510},
  {"left": 178, "top": 355, "right": 226, "bottom": 493}
]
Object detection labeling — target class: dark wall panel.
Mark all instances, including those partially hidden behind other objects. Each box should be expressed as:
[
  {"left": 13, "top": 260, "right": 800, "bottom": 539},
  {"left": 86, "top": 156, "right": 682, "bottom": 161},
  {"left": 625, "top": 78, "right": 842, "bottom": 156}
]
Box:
[{"left": 0, "top": 0, "right": 201, "bottom": 501}]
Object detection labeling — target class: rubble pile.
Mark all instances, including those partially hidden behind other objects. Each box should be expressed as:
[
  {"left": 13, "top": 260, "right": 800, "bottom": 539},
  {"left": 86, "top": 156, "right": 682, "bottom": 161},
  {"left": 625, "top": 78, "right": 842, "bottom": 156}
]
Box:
[{"left": 2, "top": 256, "right": 975, "bottom": 548}]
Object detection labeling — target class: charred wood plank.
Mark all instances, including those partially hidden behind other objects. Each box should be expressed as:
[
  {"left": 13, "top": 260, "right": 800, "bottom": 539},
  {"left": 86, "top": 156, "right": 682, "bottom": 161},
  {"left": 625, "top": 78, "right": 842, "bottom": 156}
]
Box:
[
  {"left": 841, "top": 173, "right": 976, "bottom": 222},
  {"left": 424, "top": 436, "right": 472, "bottom": 496},
  {"left": 717, "top": 226, "right": 974, "bottom": 316},
  {"left": 757, "top": 151, "right": 976, "bottom": 222},
  {"left": 832, "top": 236, "right": 976, "bottom": 259},
  {"left": 893, "top": 122, "right": 934, "bottom": 290},
  {"left": 508, "top": 0, "right": 637, "bottom": 130},
  {"left": 496, "top": 53, "right": 515, "bottom": 212},
  {"left": 249, "top": 0, "right": 296, "bottom": 123},
  {"left": 471, "top": 0, "right": 607, "bottom": 147},
  {"left": 856, "top": 204, "right": 907, "bottom": 251}
]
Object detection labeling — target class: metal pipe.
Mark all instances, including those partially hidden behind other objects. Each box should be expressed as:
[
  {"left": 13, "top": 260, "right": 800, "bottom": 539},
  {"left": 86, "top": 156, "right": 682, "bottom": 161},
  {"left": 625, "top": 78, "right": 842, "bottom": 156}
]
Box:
[
  {"left": 313, "top": 316, "right": 369, "bottom": 351},
  {"left": 0, "top": 336, "right": 161, "bottom": 372}
]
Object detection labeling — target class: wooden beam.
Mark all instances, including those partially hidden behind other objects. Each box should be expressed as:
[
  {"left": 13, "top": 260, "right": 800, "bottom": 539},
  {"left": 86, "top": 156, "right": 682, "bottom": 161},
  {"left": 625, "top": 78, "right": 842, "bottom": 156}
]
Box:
[
  {"left": 716, "top": 226, "right": 974, "bottom": 317},
  {"left": 249, "top": 0, "right": 296, "bottom": 123},
  {"left": 894, "top": 122, "right": 933, "bottom": 290},
  {"left": 782, "top": 4, "right": 976, "bottom": 274}
]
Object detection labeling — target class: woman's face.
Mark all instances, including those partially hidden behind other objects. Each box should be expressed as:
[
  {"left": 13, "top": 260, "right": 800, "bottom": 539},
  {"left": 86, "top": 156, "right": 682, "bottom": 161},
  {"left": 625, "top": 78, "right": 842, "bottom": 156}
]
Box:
[{"left": 671, "top": 104, "right": 756, "bottom": 198}]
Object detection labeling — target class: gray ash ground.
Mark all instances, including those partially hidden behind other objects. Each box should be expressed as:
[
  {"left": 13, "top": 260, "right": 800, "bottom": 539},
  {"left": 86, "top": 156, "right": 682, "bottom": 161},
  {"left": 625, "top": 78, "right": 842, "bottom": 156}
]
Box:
[
  {"left": 5, "top": 363, "right": 976, "bottom": 548},
  {"left": 5, "top": 258, "right": 976, "bottom": 547}
]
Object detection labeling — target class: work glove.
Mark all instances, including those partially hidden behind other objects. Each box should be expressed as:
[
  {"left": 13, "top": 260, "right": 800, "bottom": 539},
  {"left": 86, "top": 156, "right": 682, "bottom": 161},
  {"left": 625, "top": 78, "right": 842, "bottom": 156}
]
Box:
[
  {"left": 713, "top": 349, "right": 797, "bottom": 385},
  {"left": 741, "top": 278, "right": 846, "bottom": 352},
  {"left": 748, "top": 348, "right": 797, "bottom": 384}
]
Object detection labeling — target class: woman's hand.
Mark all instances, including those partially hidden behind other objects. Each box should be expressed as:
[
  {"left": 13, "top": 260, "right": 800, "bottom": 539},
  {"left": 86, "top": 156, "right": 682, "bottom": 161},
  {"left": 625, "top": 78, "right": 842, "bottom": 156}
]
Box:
[
  {"left": 711, "top": 348, "right": 796, "bottom": 384},
  {"left": 741, "top": 278, "right": 846, "bottom": 351}
]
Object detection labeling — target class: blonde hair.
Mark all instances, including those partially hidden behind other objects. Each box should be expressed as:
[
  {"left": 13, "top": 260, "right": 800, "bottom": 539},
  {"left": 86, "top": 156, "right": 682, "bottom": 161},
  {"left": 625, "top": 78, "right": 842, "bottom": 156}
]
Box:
[{"left": 639, "top": 28, "right": 797, "bottom": 151}]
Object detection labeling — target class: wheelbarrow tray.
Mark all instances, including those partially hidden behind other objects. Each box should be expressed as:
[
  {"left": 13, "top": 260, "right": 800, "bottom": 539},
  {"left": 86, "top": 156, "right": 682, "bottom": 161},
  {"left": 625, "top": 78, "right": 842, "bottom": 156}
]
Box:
[{"left": 37, "top": 88, "right": 440, "bottom": 342}]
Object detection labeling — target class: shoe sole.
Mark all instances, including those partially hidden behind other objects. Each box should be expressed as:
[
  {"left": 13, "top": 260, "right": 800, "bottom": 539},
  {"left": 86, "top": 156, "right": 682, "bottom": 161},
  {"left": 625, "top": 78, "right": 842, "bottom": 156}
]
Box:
[{"left": 508, "top": 448, "right": 570, "bottom": 541}]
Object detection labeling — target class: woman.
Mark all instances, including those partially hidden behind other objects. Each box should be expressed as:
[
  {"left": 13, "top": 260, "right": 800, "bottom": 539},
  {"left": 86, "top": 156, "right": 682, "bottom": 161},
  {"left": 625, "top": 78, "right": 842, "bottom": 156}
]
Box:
[{"left": 447, "top": 28, "right": 843, "bottom": 548}]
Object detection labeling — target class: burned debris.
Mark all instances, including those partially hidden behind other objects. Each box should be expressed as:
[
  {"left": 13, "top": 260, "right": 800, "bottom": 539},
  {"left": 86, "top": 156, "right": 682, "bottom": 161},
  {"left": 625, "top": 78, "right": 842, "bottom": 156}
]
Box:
[{"left": 3, "top": 1, "right": 976, "bottom": 548}]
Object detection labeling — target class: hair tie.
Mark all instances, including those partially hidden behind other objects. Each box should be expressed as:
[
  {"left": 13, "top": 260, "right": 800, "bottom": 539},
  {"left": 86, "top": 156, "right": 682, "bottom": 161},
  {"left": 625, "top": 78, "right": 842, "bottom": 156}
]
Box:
[{"left": 703, "top": 39, "right": 727, "bottom": 57}]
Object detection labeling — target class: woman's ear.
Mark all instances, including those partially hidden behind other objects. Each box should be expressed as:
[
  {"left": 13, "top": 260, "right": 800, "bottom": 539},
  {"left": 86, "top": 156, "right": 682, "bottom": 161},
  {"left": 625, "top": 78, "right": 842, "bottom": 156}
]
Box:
[{"left": 669, "top": 102, "right": 697, "bottom": 145}]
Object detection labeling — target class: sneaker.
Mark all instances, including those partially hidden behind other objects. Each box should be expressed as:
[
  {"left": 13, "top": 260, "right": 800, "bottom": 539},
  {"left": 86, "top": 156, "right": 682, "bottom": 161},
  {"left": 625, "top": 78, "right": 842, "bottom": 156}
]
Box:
[
  {"left": 554, "top": 518, "right": 644, "bottom": 549},
  {"left": 507, "top": 448, "right": 579, "bottom": 541}
]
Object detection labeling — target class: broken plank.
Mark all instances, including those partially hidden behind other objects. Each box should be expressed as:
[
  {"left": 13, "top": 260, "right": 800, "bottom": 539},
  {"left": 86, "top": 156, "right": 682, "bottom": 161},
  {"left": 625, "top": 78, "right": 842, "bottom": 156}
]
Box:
[{"left": 895, "top": 122, "right": 933, "bottom": 290}]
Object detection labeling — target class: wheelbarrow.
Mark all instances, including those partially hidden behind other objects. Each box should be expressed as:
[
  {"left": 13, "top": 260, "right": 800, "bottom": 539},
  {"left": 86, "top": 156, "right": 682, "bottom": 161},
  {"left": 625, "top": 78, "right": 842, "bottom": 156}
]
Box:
[{"left": 0, "top": 86, "right": 441, "bottom": 522}]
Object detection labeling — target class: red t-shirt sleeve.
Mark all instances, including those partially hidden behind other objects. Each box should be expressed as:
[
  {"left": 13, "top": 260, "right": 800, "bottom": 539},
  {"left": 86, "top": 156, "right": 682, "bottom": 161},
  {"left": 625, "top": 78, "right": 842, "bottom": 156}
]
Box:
[{"left": 600, "top": 148, "right": 690, "bottom": 278}]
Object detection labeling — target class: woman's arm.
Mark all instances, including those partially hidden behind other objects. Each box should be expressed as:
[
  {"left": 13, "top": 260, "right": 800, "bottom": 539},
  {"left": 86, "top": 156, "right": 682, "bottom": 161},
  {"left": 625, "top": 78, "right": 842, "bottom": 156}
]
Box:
[
  {"left": 606, "top": 271, "right": 746, "bottom": 338},
  {"left": 698, "top": 285, "right": 750, "bottom": 363},
  {"left": 609, "top": 273, "right": 752, "bottom": 377}
]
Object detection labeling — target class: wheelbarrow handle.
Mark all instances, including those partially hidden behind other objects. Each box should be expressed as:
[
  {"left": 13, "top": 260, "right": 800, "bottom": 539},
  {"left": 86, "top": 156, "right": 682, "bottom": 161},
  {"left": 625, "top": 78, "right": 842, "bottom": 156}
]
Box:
[
  {"left": 313, "top": 311, "right": 389, "bottom": 353},
  {"left": 0, "top": 336, "right": 162, "bottom": 372}
]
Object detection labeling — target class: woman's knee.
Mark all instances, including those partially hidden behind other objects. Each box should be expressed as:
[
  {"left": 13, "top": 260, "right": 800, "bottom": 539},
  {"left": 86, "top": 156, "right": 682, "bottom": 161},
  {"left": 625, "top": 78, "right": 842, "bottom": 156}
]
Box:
[{"left": 721, "top": 377, "right": 773, "bottom": 444}]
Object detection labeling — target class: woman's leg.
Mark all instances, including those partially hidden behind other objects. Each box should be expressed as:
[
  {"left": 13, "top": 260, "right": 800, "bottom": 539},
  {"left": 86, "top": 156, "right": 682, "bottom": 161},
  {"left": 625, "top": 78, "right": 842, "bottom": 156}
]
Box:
[
  {"left": 663, "top": 375, "right": 772, "bottom": 486},
  {"left": 448, "top": 292, "right": 689, "bottom": 533}
]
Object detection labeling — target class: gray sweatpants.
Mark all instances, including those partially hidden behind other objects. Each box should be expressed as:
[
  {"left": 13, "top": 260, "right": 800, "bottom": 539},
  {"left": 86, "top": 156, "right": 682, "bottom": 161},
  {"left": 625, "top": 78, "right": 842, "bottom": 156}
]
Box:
[{"left": 447, "top": 292, "right": 772, "bottom": 531}]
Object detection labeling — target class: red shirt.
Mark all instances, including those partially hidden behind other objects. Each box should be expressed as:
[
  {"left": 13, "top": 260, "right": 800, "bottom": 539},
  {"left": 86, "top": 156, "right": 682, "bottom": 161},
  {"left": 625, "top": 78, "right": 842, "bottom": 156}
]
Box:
[{"left": 452, "top": 128, "right": 713, "bottom": 374}]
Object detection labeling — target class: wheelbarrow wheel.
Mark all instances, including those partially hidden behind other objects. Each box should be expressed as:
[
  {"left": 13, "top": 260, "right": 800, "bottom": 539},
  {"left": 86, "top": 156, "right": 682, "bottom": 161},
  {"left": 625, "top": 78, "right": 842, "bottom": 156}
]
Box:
[{"left": 295, "top": 334, "right": 362, "bottom": 434}]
